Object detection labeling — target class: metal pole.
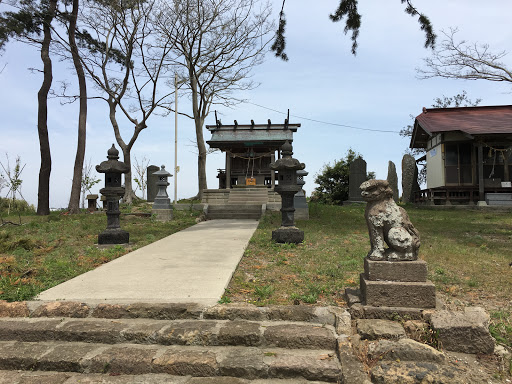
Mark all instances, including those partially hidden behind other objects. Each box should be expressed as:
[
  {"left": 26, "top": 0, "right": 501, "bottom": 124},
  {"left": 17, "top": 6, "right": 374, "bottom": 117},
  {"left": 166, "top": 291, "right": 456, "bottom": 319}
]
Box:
[{"left": 174, "top": 73, "right": 178, "bottom": 204}]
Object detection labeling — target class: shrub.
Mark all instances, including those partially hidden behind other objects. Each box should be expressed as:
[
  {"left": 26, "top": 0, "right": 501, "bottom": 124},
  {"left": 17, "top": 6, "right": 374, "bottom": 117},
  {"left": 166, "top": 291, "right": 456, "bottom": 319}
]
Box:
[{"left": 313, "top": 149, "right": 374, "bottom": 205}]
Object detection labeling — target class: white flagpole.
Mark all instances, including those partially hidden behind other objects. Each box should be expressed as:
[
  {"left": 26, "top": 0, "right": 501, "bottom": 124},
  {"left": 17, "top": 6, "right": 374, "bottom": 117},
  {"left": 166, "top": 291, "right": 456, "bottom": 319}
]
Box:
[{"left": 174, "top": 73, "right": 178, "bottom": 204}]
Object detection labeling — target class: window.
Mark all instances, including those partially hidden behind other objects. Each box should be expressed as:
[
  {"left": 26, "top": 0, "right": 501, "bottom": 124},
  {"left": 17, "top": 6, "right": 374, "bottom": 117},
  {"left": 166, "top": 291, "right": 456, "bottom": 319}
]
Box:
[{"left": 445, "top": 143, "right": 473, "bottom": 185}]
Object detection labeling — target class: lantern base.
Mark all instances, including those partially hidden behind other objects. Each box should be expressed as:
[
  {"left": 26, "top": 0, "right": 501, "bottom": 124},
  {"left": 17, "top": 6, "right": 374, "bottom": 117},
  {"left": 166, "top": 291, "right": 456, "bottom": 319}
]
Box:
[
  {"left": 152, "top": 208, "right": 173, "bottom": 222},
  {"left": 272, "top": 226, "right": 304, "bottom": 244},
  {"left": 98, "top": 228, "right": 130, "bottom": 245}
]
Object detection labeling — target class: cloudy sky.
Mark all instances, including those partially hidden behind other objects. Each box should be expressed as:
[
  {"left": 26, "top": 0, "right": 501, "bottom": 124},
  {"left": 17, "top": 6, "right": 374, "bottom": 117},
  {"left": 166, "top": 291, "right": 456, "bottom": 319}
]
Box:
[{"left": 1, "top": 0, "right": 511, "bottom": 209}]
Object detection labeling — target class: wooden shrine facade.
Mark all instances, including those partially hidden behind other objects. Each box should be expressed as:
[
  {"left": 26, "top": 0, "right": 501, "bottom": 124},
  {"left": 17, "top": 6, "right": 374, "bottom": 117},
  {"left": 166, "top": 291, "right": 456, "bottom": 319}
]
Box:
[
  {"left": 206, "top": 117, "right": 301, "bottom": 189},
  {"left": 410, "top": 105, "right": 512, "bottom": 205}
]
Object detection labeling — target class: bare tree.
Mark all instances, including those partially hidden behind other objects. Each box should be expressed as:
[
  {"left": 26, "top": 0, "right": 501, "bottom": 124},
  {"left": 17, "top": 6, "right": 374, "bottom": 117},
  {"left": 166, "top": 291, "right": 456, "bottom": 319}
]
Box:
[
  {"left": 0, "top": 154, "right": 26, "bottom": 216},
  {"left": 154, "top": 0, "right": 274, "bottom": 199},
  {"left": 418, "top": 28, "right": 512, "bottom": 84},
  {"left": 80, "top": 159, "right": 100, "bottom": 208},
  {"left": 133, "top": 156, "right": 150, "bottom": 200},
  {"left": 77, "top": 0, "right": 175, "bottom": 203}
]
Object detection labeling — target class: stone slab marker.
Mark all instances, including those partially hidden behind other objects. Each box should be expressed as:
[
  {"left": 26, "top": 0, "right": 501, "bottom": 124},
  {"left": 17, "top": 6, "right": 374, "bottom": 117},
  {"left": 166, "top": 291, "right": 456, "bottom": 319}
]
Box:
[
  {"left": 387, "top": 161, "right": 399, "bottom": 202},
  {"left": 146, "top": 165, "right": 159, "bottom": 202},
  {"left": 402, "top": 155, "right": 419, "bottom": 203},
  {"left": 348, "top": 158, "right": 367, "bottom": 202}
]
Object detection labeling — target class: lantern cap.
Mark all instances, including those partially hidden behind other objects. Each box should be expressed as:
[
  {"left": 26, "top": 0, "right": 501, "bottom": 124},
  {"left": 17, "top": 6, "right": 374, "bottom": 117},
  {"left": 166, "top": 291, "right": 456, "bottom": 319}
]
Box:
[
  {"left": 153, "top": 165, "right": 173, "bottom": 178},
  {"left": 96, "top": 144, "right": 130, "bottom": 174},
  {"left": 107, "top": 144, "right": 119, "bottom": 160},
  {"left": 270, "top": 141, "right": 305, "bottom": 171}
]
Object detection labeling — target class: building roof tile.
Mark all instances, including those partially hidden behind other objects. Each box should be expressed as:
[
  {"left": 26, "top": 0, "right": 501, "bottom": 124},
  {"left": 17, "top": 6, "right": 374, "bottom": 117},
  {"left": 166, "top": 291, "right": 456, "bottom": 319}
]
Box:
[{"left": 416, "top": 105, "right": 512, "bottom": 135}]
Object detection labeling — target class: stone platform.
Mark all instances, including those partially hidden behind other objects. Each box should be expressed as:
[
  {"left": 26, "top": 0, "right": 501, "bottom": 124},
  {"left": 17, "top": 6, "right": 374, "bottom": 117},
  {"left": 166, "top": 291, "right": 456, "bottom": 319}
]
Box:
[{"left": 347, "top": 258, "right": 437, "bottom": 319}]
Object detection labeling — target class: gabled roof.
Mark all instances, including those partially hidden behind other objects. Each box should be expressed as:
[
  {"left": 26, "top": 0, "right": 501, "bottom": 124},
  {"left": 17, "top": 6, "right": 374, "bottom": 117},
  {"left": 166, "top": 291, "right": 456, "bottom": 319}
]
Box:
[
  {"left": 411, "top": 105, "right": 512, "bottom": 148},
  {"left": 206, "top": 121, "right": 300, "bottom": 151}
]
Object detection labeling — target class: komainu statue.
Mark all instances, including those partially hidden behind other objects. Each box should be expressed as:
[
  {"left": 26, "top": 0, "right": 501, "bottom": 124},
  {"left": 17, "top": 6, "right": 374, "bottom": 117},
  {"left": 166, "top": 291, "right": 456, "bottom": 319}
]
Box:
[{"left": 360, "top": 179, "right": 420, "bottom": 261}]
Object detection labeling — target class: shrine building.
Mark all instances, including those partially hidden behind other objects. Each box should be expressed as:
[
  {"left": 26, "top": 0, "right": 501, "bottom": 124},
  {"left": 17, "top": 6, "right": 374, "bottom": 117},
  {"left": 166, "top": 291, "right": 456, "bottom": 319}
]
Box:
[{"left": 201, "top": 117, "right": 304, "bottom": 218}]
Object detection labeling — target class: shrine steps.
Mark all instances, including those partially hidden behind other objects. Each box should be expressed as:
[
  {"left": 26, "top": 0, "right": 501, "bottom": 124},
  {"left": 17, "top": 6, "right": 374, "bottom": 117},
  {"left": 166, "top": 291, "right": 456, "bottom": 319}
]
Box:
[
  {"left": 486, "top": 192, "right": 512, "bottom": 206},
  {"left": 228, "top": 188, "right": 270, "bottom": 204},
  {"left": 206, "top": 204, "right": 262, "bottom": 220},
  {"left": 0, "top": 302, "right": 346, "bottom": 383}
]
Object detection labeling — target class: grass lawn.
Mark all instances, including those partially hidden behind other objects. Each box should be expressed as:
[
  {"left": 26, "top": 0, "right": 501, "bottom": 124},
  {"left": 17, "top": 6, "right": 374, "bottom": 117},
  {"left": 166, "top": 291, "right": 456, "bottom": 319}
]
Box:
[
  {"left": 0, "top": 205, "right": 199, "bottom": 302},
  {"left": 225, "top": 202, "right": 512, "bottom": 347}
]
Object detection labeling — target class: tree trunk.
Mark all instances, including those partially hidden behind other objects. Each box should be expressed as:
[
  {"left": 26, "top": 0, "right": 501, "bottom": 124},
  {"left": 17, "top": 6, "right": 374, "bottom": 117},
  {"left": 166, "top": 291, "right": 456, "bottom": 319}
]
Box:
[
  {"left": 194, "top": 117, "right": 207, "bottom": 200},
  {"left": 121, "top": 147, "right": 137, "bottom": 204},
  {"left": 36, "top": 0, "right": 57, "bottom": 216},
  {"left": 188, "top": 67, "right": 207, "bottom": 200},
  {"left": 67, "top": 0, "right": 88, "bottom": 214}
]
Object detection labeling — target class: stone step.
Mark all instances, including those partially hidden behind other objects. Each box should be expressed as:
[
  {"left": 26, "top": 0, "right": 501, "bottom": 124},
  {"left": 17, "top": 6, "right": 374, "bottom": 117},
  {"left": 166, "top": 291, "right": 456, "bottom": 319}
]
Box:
[
  {"left": 208, "top": 205, "right": 262, "bottom": 211},
  {"left": 485, "top": 192, "right": 512, "bottom": 200},
  {"left": 227, "top": 198, "right": 268, "bottom": 203},
  {"left": 0, "top": 341, "right": 341, "bottom": 382},
  {"left": 207, "top": 204, "right": 263, "bottom": 220},
  {"left": 0, "top": 370, "right": 335, "bottom": 384},
  {"left": 207, "top": 213, "right": 261, "bottom": 220},
  {"left": 0, "top": 302, "right": 342, "bottom": 324},
  {"left": 0, "top": 318, "right": 338, "bottom": 350},
  {"left": 487, "top": 200, "right": 512, "bottom": 206}
]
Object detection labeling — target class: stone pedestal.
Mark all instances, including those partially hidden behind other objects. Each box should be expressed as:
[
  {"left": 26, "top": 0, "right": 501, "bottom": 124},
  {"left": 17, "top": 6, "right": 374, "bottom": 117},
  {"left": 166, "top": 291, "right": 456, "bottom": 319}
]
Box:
[
  {"left": 360, "top": 259, "right": 436, "bottom": 309},
  {"left": 348, "top": 258, "right": 436, "bottom": 319},
  {"left": 272, "top": 226, "right": 304, "bottom": 244},
  {"left": 152, "top": 209, "right": 173, "bottom": 222},
  {"left": 98, "top": 228, "right": 129, "bottom": 245}
]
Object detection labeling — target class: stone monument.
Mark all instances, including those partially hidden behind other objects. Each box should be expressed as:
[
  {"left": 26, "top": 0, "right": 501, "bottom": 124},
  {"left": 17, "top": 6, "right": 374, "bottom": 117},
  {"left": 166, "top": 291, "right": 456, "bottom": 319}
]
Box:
[
  {"left": 270, "top": 141, "right": 305, "bottom": 244},
  {"left": 86, "top": 194, "right": 98, "bottom": 213},
  {"left": 294, "top": 169, "right": 309, "bottom": 220},
  {"left": 96, "top": 144, "right": 130, "bottom": 245},
  {"left": 401, "top": 154, "right": 420, "bottom": 203},
  {"left": 151, "top": 165, "right": 173, "bottom": 221},
  {"left": 347, "top": 179, "right": 436, "bottom": 318},
  {"left": 386, "top": 161, "right": 399, "bottom": 202},
  {"left": 146, "top": 165, "right": 160, "bottom": 202},
  {"left": 348, "top": 158, "right": 367, "bottom": 203}
]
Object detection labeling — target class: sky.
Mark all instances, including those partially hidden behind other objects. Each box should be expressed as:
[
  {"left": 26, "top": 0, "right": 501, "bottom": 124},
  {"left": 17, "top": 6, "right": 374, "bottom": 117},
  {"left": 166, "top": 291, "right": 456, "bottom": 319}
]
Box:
[{"left": 1, "top": 0, "right": 512, "bottom": 209}]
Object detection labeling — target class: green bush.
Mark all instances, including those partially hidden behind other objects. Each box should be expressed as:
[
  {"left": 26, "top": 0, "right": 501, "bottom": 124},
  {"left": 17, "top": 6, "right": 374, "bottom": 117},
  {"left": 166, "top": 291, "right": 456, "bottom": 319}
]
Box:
[
  {"left": 312, "top": 149, "right": 374, "bottom": 205},
  {"left": 0, "top": 197, "right": 35, "bottom": 215}
]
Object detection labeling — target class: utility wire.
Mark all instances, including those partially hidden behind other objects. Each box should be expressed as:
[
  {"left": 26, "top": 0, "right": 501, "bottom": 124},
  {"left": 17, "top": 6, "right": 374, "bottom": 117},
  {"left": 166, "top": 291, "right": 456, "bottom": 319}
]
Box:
[{"left": 235, "top": 99, "right": 401, "bottom": 134}]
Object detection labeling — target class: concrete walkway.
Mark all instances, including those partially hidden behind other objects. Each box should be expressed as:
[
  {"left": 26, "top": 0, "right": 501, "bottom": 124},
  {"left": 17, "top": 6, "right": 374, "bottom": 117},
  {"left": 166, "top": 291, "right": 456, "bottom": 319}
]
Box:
[{"left": 36, "top": 219, "right": 259, "bottom": 306}]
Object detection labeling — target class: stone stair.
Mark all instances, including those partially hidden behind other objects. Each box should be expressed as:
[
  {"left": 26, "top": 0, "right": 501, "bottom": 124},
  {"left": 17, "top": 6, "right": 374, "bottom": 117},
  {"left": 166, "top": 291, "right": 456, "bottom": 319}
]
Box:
[
  {"left": 228, "top": 188, "right": 270, "bottom": 205},
  {"left": 205, "top": 187, "right": 271, "bottom": 219},
  {"left": 206, "top": 204, "right": 262, "bottom": 220},
  {"left": 0, "top": 301, "right": 351, "bottom": 383},
  {"left": 485, "top": 192, "right": 512, "bottom": 206}
]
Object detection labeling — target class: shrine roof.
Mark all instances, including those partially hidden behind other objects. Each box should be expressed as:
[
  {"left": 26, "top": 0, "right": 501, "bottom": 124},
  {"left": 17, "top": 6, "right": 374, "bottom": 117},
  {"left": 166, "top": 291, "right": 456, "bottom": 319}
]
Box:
[
  {"left": 411, "top": 105, "right": 512, "bottom": 148},
  {"left": 206, "top": 121, "right": 300, "bottom": 150}
]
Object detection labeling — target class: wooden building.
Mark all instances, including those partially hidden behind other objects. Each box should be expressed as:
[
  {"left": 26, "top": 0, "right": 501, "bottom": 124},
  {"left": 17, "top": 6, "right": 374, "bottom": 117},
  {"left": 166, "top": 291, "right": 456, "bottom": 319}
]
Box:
[
  {"left": 410, "top": 105, "right": 512, "bottom": 205},
  {"left": 200, "top": 118, "right": 303, "bottom": 216},
  {"left": 206, "top": 119, "right": 300, "bottom": 189}
]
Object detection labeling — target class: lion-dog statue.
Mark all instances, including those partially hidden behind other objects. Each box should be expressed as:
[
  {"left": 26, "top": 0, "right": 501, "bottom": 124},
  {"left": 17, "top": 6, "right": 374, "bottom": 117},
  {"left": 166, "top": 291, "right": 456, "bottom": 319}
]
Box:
[{"left": 360, "top": 179, "right": 420, "bottom": 261}]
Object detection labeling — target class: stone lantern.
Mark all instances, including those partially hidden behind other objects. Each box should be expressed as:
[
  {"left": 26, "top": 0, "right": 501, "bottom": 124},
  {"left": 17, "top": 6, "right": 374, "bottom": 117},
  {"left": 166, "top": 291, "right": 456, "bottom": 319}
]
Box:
[
  {"left": 96, "top": 144, "right": 130, "bottom": 245},
  {"left": 151, "top": 165, "right": 173, "bottom": 221},
  {"left": 294, "top": 169, "right": 309, "bottom": 220},
  {"left": 270, "top": 140, "right": 305, "bottom": 243}
]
